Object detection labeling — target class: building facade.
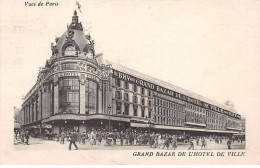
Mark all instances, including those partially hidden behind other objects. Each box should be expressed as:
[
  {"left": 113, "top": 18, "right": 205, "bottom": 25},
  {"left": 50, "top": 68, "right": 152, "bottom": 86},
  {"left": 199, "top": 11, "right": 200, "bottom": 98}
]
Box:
[{"left": 17, "top": 10, "right": 243, "bottom": 136}]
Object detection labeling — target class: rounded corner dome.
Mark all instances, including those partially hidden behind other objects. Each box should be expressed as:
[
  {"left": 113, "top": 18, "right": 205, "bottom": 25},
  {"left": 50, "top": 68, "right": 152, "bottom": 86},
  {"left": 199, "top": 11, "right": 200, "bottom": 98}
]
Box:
[
  {"left": 56, "top": 30, "right": 89, "bottom": 57},
  {"left": 51, "top": 10, "right": 95, "bottom": 58}
]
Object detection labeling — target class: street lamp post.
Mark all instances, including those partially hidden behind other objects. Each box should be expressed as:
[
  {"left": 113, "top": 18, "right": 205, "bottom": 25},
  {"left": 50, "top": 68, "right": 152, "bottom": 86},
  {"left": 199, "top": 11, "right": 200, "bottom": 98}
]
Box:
[{"left": 108, "top": 105, "right": 111, "bottom": 132}]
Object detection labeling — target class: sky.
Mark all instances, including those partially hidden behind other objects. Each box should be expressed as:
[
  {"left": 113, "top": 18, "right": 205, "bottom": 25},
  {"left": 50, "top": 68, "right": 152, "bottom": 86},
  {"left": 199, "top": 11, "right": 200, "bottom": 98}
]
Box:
[{"left": 1, "top": 0, "right": 260, "bottom": 120}]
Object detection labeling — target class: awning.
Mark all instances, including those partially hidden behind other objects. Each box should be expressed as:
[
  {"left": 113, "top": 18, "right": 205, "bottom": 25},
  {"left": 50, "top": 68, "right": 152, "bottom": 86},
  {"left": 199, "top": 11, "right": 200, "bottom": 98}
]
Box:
[
  {"left": 153, "top": 125, "right": 205, "bottom": 132},
  {"left": 42, "top": 114, "right": 130, "bottom": 123},
  {"left": 130, "top": 123, "right": 150, "bottom": 128},
  {"left": 204, "top": 129, "right": 239, "bottom": 134},
  {"left": 185, "top": 122, "right": 206, "bottom": 127},
  {"left": 226, "top": 127, "right": 242, "bottom": 131}
]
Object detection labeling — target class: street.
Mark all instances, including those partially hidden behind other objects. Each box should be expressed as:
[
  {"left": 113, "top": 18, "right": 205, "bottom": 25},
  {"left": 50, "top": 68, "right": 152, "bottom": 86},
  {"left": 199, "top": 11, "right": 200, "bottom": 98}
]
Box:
[{"left": 14, "top": 138, "right": 245, "bottom": 150}]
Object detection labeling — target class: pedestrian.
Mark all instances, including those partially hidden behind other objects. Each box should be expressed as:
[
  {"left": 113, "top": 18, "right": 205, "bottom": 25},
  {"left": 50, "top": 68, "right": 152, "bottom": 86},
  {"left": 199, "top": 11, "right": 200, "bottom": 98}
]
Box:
[
  {"left": 201, "top": 137, "right": 206, "bottom": 150},
  {"left": 21, "top": 131, "right": 24, "bottom": 143},
  {"left": 129, "top": 131, "right": 134, "bottom": 145},
  {"left": 188, "top": 138, "right": 194, "bottom": 150},
  {"left": 68, "top": 131, "right": 78, "bottom": 150},
  {"left": 196, "top": 137, "right": 199, "bottom": 146},
  {"left": 113, "top": 130, "right": 117, "bottom": 145},
  {"left": 25, "top": 131, "right": 30, "bottom": 145},
  {"left": 98, "top": 130, "right": 102, "bottom": 145},
  {"left": 120, "top": 131, "right": 125, "bottom": 146},
  {"left": 162, "top": 134, "right": 170, "bottom": 150},
  {"left": 92, "top": 130, "right": 97, "bottom": 145},
  {"left": 125, "top": 131, "right": 129, "bottom": 146},
  {"left": 171, "top": 135, "right": 177, "bottom": 150},
  {"left": 60, "top": 131, "right": 65, "bottom": 144},
  {"left": 153, "top": 134, "right": 159, "bottom": 148},
  {"left": 227, "top": 139, "right": 232, "bottom": 150},
  {"left": 82, "top": 132, "right": 86, "bottom": 144}
]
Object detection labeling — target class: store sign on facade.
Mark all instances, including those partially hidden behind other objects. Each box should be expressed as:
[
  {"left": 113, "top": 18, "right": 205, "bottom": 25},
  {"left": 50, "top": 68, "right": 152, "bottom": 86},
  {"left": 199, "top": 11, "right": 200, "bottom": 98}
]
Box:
[{"left": 113, "top": 69, "right": 241, "bottom": 119}]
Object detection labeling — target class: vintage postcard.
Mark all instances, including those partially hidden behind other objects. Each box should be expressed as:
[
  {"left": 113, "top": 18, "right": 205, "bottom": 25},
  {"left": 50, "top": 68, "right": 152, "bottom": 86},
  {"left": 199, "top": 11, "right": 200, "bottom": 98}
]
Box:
[{"left": 0, "top": 0, "right": 259, "bottom": 165}]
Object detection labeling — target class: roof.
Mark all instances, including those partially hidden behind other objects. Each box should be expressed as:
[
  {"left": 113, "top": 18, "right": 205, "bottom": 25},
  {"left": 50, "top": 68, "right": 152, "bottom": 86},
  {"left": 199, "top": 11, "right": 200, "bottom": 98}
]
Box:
[{"left": 106, "top": 60, "right": 237, "bottom": 113}]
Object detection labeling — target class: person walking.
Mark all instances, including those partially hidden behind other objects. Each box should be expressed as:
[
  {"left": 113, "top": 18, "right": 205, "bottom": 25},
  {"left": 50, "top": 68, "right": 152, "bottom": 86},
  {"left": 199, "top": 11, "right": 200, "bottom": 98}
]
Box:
[
  {"left": 120, "top": 131, "right": 125, "bottom": 146},
  {"left": 171, "top": 135, "right": 177, "bottom": 150},
  {"left": 60, "top": 131, "right": 65, "bottom": 144},
  {"left": 227, "top": 138, "right": 232, "bottom": 150},
  {"left": 196, "top": 137, "right": 199, "bottom": 146},
  {"left": 81, "top": 132, "right": 86, "bottom": 144},
  {"left": 201, "top": 137, "right": 206, "bottom": 150},
  {"left": 188, "top": 138, "right": 194, "bottom": 150},
  {"left": 113, "top": 130, "right": 117, "bottom": 145},
  {"left": 162, "top": 134, "right": 170, "bottom": 150},
  {"left": 68, "top": 131, "right": 78, "bottom": 150},
  {"left": 25, "top": 131, "right": 30, "bottom": 145}
]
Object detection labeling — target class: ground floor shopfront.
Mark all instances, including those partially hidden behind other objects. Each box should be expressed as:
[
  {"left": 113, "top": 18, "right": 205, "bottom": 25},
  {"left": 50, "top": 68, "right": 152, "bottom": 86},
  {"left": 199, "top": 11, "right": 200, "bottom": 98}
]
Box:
[{"left": 21, "top": 113, "right": 240, "bottom": 139}]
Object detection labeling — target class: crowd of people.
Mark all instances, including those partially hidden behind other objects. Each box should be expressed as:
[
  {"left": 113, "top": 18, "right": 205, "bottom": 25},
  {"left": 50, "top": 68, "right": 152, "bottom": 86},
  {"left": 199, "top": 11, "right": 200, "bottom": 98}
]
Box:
[
  {"left": 14, "top": 130, "right": 30, "bottom": 145},
  {"left": 50, "top": 129, "right": 239, "bottom": 150},
  {"left": 14, "top": 129, "right": 243, "bottom": 150}
]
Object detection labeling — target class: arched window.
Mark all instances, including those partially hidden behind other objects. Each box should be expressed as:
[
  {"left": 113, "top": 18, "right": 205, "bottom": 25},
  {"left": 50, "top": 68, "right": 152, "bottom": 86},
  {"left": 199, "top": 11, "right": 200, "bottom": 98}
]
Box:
[{"left": 64, "top": 45, "right": 76, "bottom": 56}]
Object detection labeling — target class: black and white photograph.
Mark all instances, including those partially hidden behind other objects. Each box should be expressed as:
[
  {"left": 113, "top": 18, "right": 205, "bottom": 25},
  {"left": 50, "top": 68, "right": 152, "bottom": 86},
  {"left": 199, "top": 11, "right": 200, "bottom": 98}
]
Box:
[{"left": 0, "top": 0, "right": 259, "bottom": 165}]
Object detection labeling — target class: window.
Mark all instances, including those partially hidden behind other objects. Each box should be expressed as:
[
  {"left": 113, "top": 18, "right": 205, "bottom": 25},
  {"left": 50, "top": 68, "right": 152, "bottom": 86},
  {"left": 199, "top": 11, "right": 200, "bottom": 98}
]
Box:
[
  {"left": 148, "top": 110, "right": 151, "bottom": 118},
  {"left": 124, "top": 103, "right": 129, "bottom": 115},
  {"left": 124, "top": 93, "right": 129, "bottom": 101},
  {"left": 64, "top": 46, "right": 75, "bottom": 56},
  {"left": 61, "top": 63, "right": 78, "bottom": 70},
  {"left": 115, "top": 79, "right": 121, "bottom": 87},
  {"left": 133, "top": 105, "right": 138, "bottom": 116},
  {"left": 141, "top": 88, "right": 145, "bottom": 95},
  {"left": 133, "top": 95, "right": 138, "bottom": 103},
  {"left": 148, "top": 90, "right": 151, "bottom": 97},
  {"left": 148, "top": 100, "right": 152, "bottom": 107},
  {"left": 141, "top": 108, "right": 145, "bottom": 117},
  {"left": 116, "top": 102, "right": 122, "bottom": 114},
  {"left": 133, "top": 84, "right": 137, "bottom": 92},
  {"left": 59, "top": 77, "right": 79, "bottom": 113},
  {"left": 124, "top": 81, "right": 129, "bottom": 89},
  {"left": 85, "top": 80, "right": 97, "bottom": 114},
  {"left": 115, "top": 91, "right": 122, "bottom": 100},
  {"left": 141, "top": 98, "right": 145, "bottom": 105}
]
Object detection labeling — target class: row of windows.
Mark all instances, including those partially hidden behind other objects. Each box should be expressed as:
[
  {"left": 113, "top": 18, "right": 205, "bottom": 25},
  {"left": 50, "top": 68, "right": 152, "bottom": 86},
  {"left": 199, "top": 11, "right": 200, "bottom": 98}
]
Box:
[
  {"left": 186, "top": 111, "right": 206, "bottom": 119},
  {"left": 115, "top": 79, "right": 152, "bottom": 96},
  {"left": 154, "top": 116, "right": 184, "bottom": 126},
  {"left": 115, "top": 91, "right": 152, "bottom": 107},
  {"left": 207, "top": 124, "right": 225, "bottom": 130},
  {"left": 185, "top": 116, "right": 206, "bottom": 124},
  {"left": 186, "top": 103, "right": 206, "bottom": 113},
  {"left": 154, "top": 107, "right": 184, "bottom": 118},
  {"left": 154, "top": 98, "right": 185, "bottom": 111},
  {"left": 153, "top": 92, "right": 184, "bottom": 105},
  {"left": 116, "top": 102, "right": 152, "bottom": 118},
  {"left": 207, "top": 118, "right": 224, "bottom": 125},
  {"left": 206, "top": 111, "right": 226, "bottom": 120}
]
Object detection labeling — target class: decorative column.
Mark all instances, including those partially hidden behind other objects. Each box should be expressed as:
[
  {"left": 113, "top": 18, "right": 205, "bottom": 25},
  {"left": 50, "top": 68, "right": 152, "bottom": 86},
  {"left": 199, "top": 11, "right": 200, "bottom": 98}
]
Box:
[
  {"left": 42, "top": 84, "right": 47, "bottom": 119},
  {"left": 53, "top": 79, "right": 59, "bottom": 114},
  {"left": 79, "top": 74, "right": 85, "bottom": 114},
  {"left": 98, "top": 82, "right": 102, "bottom": 114}
]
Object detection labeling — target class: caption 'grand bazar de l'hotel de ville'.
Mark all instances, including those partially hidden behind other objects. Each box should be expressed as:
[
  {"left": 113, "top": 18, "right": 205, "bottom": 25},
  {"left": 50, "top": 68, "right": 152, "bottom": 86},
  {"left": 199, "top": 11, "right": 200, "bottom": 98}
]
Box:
[{"left": 15, "top": 10, "right": 245, "bottom": 138}]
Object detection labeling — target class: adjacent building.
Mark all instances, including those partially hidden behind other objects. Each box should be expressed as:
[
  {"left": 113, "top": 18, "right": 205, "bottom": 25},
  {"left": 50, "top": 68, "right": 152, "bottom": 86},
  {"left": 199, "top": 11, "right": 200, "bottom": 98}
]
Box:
[{"left": 17, "top": 10, "right": 243, "bottom": 136}]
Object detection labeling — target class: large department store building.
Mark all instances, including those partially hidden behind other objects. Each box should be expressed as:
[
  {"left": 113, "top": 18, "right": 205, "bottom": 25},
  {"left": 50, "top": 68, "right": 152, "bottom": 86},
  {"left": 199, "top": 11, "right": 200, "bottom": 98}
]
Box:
[{"left": 17, "top": 10, "right": 243, "bottom": 136}]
